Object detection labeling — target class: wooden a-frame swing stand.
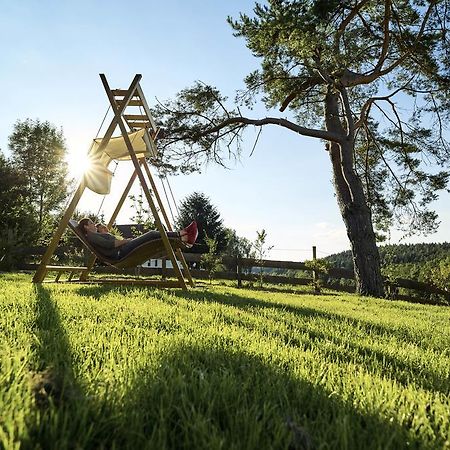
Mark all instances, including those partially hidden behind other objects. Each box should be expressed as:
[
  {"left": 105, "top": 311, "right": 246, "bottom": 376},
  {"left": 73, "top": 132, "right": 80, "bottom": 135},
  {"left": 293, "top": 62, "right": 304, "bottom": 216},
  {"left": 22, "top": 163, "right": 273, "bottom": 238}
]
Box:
[{"left": 32, "top": 74, "right": 194, "bottom": 289}]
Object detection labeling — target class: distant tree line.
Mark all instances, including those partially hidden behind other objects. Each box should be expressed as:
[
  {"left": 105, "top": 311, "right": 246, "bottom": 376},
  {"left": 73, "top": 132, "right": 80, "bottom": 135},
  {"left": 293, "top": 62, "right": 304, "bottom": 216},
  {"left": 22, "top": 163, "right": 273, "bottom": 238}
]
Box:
[
  {"left": 325, "top": 243, "right": 450, "bottom": 292},
  {"left": 326, "top": 243, "right": 450, "bottom": 269}
]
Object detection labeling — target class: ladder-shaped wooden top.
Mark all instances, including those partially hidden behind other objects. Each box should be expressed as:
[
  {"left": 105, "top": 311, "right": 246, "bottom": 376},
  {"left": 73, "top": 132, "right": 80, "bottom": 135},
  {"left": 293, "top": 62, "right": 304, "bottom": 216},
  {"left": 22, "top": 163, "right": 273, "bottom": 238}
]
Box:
[{"left": 112, "top": 86, "right": 157, "bottom": 132}]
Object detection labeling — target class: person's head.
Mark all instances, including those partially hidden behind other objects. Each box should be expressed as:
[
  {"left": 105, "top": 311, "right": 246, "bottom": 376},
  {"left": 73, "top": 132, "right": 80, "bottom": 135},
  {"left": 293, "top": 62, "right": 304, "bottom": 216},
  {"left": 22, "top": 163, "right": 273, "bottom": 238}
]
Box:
[
  {"left": 77, "top": 218, "right": 96, "bottom": 235},
  {"left": 96, "top": 223, "right": 109, "bottom": 233}
]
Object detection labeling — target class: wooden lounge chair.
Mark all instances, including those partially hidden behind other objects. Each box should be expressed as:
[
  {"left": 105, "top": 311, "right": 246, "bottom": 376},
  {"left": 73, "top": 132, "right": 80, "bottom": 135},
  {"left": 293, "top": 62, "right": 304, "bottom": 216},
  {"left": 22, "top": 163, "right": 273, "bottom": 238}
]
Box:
[{"left": 68, "top": 219, "right": 185, "bottom": 269}]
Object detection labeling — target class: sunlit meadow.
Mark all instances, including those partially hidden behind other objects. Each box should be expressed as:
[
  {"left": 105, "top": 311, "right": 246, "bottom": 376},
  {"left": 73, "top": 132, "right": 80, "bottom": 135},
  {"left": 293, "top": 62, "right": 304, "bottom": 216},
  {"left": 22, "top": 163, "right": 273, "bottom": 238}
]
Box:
[{"left": 0, "top": 274, "right": 449, "bottom": 449}]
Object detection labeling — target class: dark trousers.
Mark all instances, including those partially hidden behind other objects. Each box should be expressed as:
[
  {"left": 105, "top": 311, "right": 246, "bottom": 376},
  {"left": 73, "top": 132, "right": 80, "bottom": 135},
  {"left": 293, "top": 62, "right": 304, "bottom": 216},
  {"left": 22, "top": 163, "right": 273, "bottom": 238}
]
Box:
[{"left": 118, "top": 231, "right": 180, "bottom": 258}]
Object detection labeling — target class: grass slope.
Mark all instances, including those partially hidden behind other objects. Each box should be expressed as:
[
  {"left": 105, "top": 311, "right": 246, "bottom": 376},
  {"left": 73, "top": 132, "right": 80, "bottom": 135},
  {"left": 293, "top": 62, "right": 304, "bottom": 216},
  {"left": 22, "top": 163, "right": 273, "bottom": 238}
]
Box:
[{"left": 0, "top": 274, "right": 449, "bottom": 449}]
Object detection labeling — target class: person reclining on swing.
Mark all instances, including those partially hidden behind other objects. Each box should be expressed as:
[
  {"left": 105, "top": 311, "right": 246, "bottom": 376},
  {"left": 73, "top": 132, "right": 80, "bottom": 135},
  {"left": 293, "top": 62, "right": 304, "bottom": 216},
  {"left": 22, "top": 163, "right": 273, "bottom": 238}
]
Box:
[
  {"left": 77, "top": 218, "right": 198, "bottom": 260},
  {"left": 96, "top": 223, "right": 110, "bottom": 234}
]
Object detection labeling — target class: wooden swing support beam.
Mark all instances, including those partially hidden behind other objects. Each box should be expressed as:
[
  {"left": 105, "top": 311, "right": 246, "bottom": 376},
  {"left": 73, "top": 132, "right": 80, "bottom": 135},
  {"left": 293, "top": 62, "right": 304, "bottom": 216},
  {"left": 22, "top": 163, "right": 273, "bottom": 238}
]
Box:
[{"left": 32, "top": 74, "right": 194, "bottom": 289}]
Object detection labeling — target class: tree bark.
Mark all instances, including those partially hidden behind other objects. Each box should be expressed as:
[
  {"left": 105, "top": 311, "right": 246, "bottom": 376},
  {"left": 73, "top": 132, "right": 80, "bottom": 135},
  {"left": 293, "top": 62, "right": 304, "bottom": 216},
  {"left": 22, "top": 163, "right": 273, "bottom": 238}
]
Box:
[
  {"left": 325, "top": 87, "right": 384, "bottom": 297},
  {"left": 329, "top": 142, "right": 385, "bottom": 296}
]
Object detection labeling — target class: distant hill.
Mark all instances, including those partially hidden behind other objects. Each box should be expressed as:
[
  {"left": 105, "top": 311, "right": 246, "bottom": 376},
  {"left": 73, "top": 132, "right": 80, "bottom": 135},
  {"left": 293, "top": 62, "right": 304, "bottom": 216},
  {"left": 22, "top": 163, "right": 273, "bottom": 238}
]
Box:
[{"left": 324, "top": 242, "right": 450, "bottom": 271}]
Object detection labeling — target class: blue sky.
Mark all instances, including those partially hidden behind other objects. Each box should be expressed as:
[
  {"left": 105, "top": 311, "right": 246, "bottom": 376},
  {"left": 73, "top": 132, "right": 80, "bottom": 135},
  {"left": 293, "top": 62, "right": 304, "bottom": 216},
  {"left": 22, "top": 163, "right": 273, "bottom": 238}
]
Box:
[{"left": 1, "top": 0, "right": 449, "bottom": 260}]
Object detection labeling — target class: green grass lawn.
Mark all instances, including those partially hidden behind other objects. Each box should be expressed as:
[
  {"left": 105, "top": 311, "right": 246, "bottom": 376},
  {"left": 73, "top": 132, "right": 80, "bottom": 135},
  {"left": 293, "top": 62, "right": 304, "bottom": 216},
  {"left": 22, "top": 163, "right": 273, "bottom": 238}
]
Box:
[{"left": 0, "top": 273, "right": 449, "bottom": 450}]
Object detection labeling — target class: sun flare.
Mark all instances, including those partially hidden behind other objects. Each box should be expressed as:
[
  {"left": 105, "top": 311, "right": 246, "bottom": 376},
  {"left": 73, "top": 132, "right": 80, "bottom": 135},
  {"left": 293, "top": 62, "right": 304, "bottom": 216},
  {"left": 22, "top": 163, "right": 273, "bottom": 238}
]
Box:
[{"left": 65, "top": 150, "right": 93, "bottom": 180}]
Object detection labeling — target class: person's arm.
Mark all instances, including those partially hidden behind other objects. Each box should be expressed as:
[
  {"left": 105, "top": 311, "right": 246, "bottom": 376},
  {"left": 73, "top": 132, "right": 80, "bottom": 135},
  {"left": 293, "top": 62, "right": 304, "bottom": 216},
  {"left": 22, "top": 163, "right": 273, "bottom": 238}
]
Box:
[
  {"left": 114, "top": 238, "right": 131, "bottom": 248},
  {"left": 104, "top": 232, "right": 131, "bottom": 248}
]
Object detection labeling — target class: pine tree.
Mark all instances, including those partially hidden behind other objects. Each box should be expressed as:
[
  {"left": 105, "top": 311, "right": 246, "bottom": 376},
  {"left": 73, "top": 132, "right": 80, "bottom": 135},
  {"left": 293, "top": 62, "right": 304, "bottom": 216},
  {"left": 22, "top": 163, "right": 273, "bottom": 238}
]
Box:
[
  {"left": 175, "top": 192, "right": 227, "bottom": 253},
  {"left": 153, "top": 1, "right": 450, "bottom": 297}
]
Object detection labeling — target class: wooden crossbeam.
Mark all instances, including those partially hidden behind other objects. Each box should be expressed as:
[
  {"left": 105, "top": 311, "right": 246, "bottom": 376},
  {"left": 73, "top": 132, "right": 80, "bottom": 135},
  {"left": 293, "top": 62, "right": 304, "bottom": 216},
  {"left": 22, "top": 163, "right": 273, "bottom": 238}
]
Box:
[
  {"left": 136, "top": 84, "right": 157, "bottom": 132},
  {"left": 45, "top": 265, "right": 89, "bottom": 271},
  {"left": 112, "top": 89, "right": 139, "bottom": 97},
  {"left": 127, "top": 122, "right": 150, "bottom": 129},
  {"left": 117, "top": 99, "right": 143, "bottom": 107},
  {"left": 124, "top": 114, "right": 148, "bottom": 121},
  {"left": 41, "top": 265, "right": 89, "bottom": 283},
  {"left": 61, "top": 279, "right": 185, "bottom": 288}
]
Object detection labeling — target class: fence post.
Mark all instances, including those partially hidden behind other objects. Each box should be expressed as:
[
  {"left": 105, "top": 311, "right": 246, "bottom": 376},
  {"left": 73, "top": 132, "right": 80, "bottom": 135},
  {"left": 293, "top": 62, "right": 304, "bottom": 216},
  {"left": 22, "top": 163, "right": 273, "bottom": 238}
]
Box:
[
  {"left": 237, "top": 255, "right": 242, "bottom": 288},
  {"left": 312, "top": 245, "right": 321, "bottom": 294}
]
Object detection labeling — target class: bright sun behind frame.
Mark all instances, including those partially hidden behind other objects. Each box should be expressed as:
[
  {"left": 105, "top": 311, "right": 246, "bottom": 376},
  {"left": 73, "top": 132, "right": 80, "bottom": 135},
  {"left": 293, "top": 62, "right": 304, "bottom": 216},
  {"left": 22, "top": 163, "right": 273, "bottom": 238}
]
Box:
[{"left": 65, "top": 149, "right": 93, "bottom": 180}]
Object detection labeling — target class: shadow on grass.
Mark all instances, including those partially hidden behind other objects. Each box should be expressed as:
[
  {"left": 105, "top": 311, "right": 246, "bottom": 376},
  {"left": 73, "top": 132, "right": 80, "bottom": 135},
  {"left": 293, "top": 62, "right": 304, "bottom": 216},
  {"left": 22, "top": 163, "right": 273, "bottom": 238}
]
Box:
[
  {"left": 169, "top": 288, "right": 436, "bottom": 345},
  {"left": 167, "top": 289, "right": 450, "bottom": 396},
  {"left": 72, "top": 284, "right": 449, "bottom": 394},
  {"left": 22, "top": 285, "right": 117, "bottom": 449},
  {"left": 21, "top": 286, "right": 442, "bottom": 449},
  {"left": 72, "top": 283, "right": 449, "bottom": 396},
  {"left": 237, "top": 283, "right": 340, "bottom": 297},
  {"left": 105, "top": 344, "right": 438, "bottom": 449}
]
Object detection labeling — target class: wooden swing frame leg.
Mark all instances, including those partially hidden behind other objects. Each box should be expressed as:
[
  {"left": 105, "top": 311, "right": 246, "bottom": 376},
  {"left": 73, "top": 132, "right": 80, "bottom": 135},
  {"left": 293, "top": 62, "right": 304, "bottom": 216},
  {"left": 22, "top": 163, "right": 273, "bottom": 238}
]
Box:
[
  {"left": 33, "top": 182, "right": 86, "bottom": 283},
  {"left": 141, "top": 159, "right": 195, "bottom": 288}
]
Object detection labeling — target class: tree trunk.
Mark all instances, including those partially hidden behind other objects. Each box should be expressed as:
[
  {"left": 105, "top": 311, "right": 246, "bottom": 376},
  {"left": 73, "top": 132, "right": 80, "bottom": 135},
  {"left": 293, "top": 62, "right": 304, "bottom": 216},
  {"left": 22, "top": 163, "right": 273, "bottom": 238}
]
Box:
[
  {"left": 325, "top": 87, "right": 384, "bottom": 297},
  {"left": 328, "top": 141, "right": 385, "bottom": 297}
]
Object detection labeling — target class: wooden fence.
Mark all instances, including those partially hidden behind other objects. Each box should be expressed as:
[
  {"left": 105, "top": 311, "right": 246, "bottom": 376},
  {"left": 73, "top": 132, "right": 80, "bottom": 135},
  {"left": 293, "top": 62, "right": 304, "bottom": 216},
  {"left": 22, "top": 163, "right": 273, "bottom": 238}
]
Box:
[
  {"left": 182, "top": 254, "right": 449, "bottom": 303},
  {"left": 9, "top": 246, "right": 450, "bottom": 304}
]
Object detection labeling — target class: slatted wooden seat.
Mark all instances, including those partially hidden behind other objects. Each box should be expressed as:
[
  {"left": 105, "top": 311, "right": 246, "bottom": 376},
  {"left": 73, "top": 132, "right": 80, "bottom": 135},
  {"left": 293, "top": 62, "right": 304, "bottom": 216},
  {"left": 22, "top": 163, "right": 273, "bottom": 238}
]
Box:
[{"left": 68, "top": 220, "right": 185, "bottom": 269}]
